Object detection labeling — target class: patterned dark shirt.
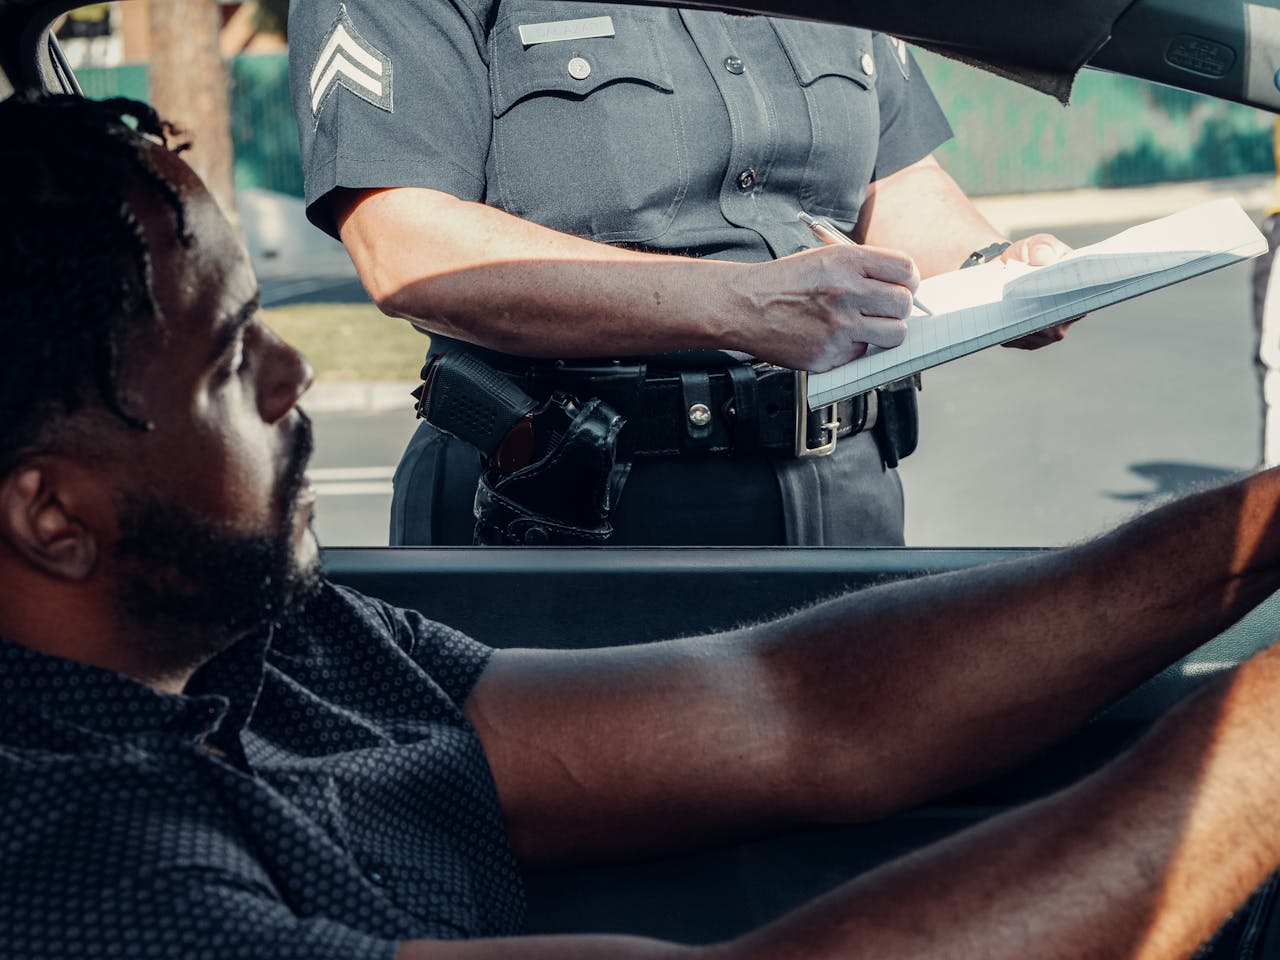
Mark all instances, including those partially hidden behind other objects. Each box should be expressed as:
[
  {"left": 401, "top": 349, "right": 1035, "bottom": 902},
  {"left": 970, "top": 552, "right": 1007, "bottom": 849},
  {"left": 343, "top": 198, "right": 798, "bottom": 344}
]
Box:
[{"left": 0, "top": 581, "right": 525, "bottom": 959}]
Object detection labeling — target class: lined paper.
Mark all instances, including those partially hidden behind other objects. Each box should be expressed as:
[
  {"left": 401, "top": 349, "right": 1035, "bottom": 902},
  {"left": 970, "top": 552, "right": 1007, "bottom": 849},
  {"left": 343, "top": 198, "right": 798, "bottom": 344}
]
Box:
[{"left": 806, "top": 199, "right": 1268, "bottom": 408}]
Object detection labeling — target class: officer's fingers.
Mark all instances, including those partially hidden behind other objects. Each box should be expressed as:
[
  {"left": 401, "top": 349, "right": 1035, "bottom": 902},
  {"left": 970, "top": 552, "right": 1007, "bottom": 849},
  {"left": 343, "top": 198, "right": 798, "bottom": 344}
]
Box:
[
  {"left": 808, "top": 333, "right": 873, "bottom": 373},
  {"left": 807, "top": 311, "right": 906, "bottom": 372},
  {"left": 850, "top": 311, "right": 908, "bottom": 350},
  {"left": 844, "top": 276, "right": 914, "bottom": 328},
  {"left": 1002, "top": 318, "right": 1077, "bottom": 350},
  {"left": 847, "top": 245, "right": 920, "bottom": 291},
  {"left": 1003, "top": 233, "right": 1073, "bottom": 267}
]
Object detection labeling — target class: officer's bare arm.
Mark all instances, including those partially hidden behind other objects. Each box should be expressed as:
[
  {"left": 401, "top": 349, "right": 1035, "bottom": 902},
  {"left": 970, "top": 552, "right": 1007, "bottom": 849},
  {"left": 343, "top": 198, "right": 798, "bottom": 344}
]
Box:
[
  {"left": 855, "top": 155, "right": 1009, "bottom": 277},
  {"left": 858, "top": 155, "right": 1075, "bottom": 347},
  {"left": 419, "top": 635, "right": 1280, "bottom": 959},
  {"left": 333, "top": 185, "right": 919, "bottom": 373},
  {"left": 466, "top": 466, "right": 1280, "bottom": 867}
]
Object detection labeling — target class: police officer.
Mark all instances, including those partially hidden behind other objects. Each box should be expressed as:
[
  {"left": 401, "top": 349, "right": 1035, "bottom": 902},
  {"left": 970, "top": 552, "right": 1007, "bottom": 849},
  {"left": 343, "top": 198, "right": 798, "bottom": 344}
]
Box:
[{"left": 288, "top": 1, "right": 1072, "bottom": 546}]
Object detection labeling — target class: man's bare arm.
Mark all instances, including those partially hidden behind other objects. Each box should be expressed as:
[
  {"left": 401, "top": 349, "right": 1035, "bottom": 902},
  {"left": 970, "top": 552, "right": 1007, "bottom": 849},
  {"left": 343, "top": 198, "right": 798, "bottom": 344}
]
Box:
[
  {"left": 425, "top": 643, "right": 1280, "bottom": 958},
  {"left": 334, "top": 186, "right": 919, "bottom": 372},
  {"left": 466, "top": 468, "right": 1280, "bottom": 867}
]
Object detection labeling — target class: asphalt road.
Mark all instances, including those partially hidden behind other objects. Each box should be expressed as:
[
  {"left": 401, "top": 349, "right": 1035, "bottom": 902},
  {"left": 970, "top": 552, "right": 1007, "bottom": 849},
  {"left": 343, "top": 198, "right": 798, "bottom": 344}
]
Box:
[
  {"left": 902, "top": 219, "right": 1260, "bottom": 546},
  {"left": 303, "top": 218, "right": 1264, "bottom": 548}
]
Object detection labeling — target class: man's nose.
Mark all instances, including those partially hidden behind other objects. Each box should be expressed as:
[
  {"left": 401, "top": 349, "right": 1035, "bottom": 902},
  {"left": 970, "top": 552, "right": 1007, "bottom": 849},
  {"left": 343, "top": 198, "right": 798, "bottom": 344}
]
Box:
[{"left": 259, "top": 329, "right": 314, "bottom": 424}]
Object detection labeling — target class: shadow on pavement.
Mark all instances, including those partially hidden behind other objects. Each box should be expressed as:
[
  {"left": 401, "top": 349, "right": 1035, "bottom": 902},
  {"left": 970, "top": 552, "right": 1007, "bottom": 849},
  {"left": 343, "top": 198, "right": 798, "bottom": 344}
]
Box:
[{"left": 1108, "top": 461, "right": 1246, "bottom": 503}]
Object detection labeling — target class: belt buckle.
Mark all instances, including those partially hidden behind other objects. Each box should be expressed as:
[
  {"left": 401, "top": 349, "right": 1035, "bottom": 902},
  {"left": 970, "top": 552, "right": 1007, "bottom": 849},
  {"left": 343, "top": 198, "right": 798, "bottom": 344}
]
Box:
[{"left": 794, "top": 371, "right": 838, "bottom": 457}]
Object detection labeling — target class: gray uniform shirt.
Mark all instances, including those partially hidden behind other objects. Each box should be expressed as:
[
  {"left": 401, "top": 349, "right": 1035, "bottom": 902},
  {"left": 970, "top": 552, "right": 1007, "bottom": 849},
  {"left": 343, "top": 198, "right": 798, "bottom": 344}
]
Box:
[{"left": 290, "top": 1, "right": 952, "bottom": 262}]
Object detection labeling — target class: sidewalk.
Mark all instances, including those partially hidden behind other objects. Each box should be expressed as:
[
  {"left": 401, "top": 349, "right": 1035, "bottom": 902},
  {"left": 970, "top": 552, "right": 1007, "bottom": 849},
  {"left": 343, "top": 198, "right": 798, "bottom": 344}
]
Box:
[
  {"left": 973, "top": 172, "right": 1274, "bottom": 234},
  {"left": 250, "top": 174, "right": 1276, "bottom": 413},
  {"left": 305, "top": 380, "right": 419, "bottom": 414}
]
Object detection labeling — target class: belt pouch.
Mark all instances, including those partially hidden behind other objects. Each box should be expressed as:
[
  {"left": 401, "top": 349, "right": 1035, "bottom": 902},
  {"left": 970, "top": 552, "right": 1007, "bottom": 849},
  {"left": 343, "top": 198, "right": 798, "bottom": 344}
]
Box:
[
  {"left": 679, "top": 370, "right": 713, "bottom": 453},
  {"left": 872, "top": 377, "right": 920, "bottom": 468},
  {"left": 726, "top": 364, "right": 760, "bottom": 455}
]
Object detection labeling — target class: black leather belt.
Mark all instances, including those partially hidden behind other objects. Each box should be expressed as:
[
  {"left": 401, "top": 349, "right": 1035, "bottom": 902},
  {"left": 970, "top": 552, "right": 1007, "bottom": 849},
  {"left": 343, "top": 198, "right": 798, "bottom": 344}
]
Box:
[{"left": 489, "top": 361, "right": 873, "bottom": 459}]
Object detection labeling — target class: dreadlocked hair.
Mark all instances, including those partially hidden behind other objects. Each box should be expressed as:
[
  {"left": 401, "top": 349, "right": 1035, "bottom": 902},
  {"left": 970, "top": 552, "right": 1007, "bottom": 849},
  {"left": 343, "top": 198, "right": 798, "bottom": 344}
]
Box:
[{"left": 0, "top": 92, "right": 192, "bottom": 472}]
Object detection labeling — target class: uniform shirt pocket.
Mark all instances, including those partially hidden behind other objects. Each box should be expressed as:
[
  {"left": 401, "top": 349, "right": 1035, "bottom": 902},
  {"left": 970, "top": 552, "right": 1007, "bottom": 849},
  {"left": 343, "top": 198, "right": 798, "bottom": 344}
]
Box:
[
  {"left": 771, "top": 20, "right": 880, "bottom": 221},
  {"left": 488, "top": 2, "right": 688, "bottom": 243}
]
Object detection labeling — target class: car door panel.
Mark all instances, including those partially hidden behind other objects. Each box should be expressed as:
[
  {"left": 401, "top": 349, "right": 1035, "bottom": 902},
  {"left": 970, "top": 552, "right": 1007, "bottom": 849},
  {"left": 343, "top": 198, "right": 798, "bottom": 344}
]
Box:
[{"left": 324, "top": 546, "right": 1280, "bottom": 939}]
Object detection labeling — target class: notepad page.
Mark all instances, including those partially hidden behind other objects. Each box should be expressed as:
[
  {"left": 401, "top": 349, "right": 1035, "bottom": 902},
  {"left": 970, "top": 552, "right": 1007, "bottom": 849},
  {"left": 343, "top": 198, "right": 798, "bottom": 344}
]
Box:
[
  {"left": 1005, "top": 198, "right": 1257, "bottom": 299},
  {"left": 808, "top": 248, "right": 1250, "bottom": 406},
  {"left": 1004, "top": 249, "right": 1203, "bottom": 300},
  {"left": 806, "top": 199, "right": 1267, "bottom": 408}
]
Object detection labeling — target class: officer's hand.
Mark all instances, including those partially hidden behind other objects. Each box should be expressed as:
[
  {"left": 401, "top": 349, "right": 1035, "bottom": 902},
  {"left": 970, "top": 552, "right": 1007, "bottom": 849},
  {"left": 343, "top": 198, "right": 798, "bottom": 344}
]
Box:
[
  {"left": 1000, "top": 233, "right": 1081, "bottom": 350},
  {"left": 732, "top": 244, "right": 920, "bottom": 372}
]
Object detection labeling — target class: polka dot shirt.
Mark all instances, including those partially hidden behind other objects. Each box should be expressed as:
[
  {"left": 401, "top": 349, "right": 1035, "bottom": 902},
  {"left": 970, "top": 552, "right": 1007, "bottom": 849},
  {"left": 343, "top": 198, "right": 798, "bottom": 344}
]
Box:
[{"left": 0, "top": 580, "right": 525, "bottom": 958}]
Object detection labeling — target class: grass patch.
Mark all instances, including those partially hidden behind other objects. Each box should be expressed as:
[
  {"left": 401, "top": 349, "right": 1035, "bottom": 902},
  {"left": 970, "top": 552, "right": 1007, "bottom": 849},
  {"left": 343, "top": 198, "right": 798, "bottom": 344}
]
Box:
[{"left": 262, "top": 302, "right": 430, "bottom": 381}]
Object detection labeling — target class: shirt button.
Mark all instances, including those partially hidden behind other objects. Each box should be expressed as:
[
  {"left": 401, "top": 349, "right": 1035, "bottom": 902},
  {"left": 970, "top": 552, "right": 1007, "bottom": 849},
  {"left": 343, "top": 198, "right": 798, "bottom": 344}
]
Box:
[
  {"left": 724, "top": 55, "right": 745, "bottom": 75},
  {"left": 860, "top": 52, "right": 876, "bottom": 76},
  {"left": 567, "top": 56, "right": 592, "bottom": 80},
  {"left": 737, "top": 168, "right": 757, "bottom": 190},
  {"left": 368, "top": 870, "right": 385, "bottom": 885}
]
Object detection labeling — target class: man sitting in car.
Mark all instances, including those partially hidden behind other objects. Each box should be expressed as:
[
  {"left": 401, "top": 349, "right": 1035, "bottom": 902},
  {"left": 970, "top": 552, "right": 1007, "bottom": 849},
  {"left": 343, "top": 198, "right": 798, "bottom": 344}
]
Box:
[{"left": 4, "top": 92, "right": 1280, "bottom": 960}]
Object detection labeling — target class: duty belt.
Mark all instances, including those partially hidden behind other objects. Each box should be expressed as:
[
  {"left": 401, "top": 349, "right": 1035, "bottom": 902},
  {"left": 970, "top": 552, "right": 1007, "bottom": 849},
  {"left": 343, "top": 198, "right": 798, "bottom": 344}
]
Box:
[
  {"left": 414, "top": 353, "right": 917, "bottom": 544},
  {"left": 486, "top": 361, "right": 872, "bottom": 459}
]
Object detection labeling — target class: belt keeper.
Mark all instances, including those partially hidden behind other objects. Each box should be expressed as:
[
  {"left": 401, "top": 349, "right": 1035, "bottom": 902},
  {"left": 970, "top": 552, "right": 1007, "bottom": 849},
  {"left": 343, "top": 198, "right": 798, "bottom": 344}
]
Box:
[
  {"left": 726, "top": 365, "right": 760, "bottom": 455},
  {"left": 679, "top": 370, "right": 714, "bottom": 450}
]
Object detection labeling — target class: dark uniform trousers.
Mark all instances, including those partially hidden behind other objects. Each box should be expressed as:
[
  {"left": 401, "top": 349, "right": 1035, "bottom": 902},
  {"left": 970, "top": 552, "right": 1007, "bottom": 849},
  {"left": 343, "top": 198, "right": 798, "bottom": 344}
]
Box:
[{"left": 389, "top": 420, "right": 904, "bottom": 547}]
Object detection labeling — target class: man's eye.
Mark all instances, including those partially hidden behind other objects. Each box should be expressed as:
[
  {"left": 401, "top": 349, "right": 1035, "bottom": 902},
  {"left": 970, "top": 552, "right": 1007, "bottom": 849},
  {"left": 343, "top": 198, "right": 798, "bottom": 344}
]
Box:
[{"left": 213, "top": 340, "right": 247, "bottom": 384}]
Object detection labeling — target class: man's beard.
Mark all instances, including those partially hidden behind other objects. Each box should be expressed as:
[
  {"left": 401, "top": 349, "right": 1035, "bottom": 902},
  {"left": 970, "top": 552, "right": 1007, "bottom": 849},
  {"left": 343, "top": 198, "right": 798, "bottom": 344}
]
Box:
[{"left": 112, "top": 414, "right": 322, "bottom": 677}]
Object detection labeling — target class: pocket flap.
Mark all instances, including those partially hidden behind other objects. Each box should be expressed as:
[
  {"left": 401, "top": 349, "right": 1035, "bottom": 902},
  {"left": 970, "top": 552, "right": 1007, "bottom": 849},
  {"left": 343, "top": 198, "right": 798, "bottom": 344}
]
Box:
[
  {"left": 491, "top": 6, "right": 674, "bottom": 116},
  {"left": 771, "top": 19, "right": 876, "bottom": 89}
]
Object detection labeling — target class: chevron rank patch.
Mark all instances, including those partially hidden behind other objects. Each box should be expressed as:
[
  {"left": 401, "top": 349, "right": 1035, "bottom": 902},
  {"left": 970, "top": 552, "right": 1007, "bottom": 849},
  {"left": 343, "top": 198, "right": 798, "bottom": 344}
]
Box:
[
  {"left": 888, "top": 36, "right": 911, "bottom": 79},
  {"left": 309, "top": 4, "right": 393, "bottom": 117}
]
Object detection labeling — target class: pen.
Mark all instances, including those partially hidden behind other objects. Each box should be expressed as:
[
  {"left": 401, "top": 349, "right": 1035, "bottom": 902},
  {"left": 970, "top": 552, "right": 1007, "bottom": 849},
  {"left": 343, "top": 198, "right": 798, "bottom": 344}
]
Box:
[{"left": 799, "top": 211, "right": 932, "bottom": 316}]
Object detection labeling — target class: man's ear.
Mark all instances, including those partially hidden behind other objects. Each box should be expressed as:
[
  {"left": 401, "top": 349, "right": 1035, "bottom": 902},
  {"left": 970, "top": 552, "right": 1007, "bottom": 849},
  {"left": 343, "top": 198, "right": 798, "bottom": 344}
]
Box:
[{"left": 0, "top": 463, "right": 99, "bottom": 580}]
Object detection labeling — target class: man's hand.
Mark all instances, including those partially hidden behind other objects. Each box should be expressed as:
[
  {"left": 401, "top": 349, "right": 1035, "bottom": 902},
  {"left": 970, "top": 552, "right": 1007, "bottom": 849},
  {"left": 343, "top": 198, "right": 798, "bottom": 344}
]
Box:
[
  {"left": 1000, "top": 232, "right": 1080, "bottom": 350},
  {"left": 728, "top": 243, "right": 921, "bottom": 372}
]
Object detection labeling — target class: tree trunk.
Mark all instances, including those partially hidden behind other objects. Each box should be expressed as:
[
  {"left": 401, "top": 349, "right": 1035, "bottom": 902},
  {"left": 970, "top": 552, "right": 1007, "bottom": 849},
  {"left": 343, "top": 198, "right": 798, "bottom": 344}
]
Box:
[{"left": 147, "top": 0, "right": 237, "bottom": 221}]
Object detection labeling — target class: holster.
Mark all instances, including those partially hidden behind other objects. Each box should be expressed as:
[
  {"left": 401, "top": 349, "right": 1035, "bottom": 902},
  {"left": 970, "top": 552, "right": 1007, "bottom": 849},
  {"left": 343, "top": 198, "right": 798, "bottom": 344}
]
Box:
[
  {"left": 413, "top": 353, "right": 631, "bottom": 545},
  {"left": 473, "top": 394, "right": 630, "bottom": 545},
  {"left": 872, "top": 376, "right": 921, "bottom": 469}
]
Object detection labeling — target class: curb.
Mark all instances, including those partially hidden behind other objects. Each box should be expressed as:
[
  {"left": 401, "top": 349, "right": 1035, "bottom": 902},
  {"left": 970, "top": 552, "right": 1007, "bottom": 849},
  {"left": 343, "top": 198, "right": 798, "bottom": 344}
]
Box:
[{"left": 303, "top": 380, "right": 420, "bottom": 414}]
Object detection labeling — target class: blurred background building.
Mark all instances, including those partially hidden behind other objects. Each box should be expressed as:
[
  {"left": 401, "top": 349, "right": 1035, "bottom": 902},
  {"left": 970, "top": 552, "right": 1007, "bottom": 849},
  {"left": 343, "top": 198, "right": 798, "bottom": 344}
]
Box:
[{"left": 56, "top": 1, "right": 285, "bottom": 68}]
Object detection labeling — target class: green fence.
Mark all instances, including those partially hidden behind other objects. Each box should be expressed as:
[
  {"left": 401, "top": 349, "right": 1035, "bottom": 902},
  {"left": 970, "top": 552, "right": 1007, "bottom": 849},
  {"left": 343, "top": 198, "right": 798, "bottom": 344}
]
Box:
[
  {"left": 77, "top": 53, "right": 303, "bottom": 197},
  {"left": 75, "top": 49, "right": 1278, "bottom": 200},
  {"left": 917, "top": 51, "right": 1275, "bottom": 195}
]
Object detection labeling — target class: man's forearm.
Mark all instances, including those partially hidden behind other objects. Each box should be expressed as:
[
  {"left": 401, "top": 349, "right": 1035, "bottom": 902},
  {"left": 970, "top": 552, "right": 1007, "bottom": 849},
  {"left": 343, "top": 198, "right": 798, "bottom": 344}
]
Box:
[
  {"left": 727, "top": 643, "right": 1280, "bottom": 960},
  {"left": 763, "top": 467, "right": 1280, "bottom": 821},
  {"left": 434, "top": 647, "right": 1280, "bottom": 959},
  {"left": 467, "top": 469, "right": 1280, "bottom": 866}
]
